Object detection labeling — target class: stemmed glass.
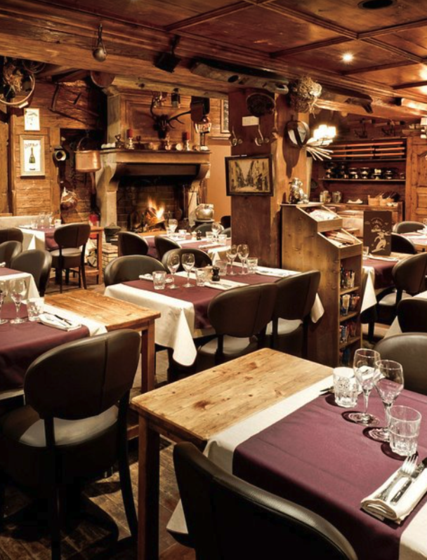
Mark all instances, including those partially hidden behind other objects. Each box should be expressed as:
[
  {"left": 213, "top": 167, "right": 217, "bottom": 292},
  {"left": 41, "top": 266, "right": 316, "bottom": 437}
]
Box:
[
  {"left": 167, "top": 253, "right": 180, "bottom": 289},
  {"left": 10, "top": 279, "right": 27, "bottom": 324},
  {"left": 182, "top": 253, "right": 195, "bottom": 288},
  {"left": 348, "top": 348, "right": 381, "bottom": 425},
  {"left": 168, "top": 219, "right": 178, "bottom": 234},
  {"left": 0, "top": 280, "right": 8, "bottom": 325},
  {"left": 237, "top": 244, "right": 249, "bottom": 274},
  {"left": 370, "top": 360, "right": 404, "bottom": 442},
  {"left": 211, "top": 222, "right": 223, "bottom": 241},
  {"left": 226, "top": 245, "right": 238, "bottom": 275}
]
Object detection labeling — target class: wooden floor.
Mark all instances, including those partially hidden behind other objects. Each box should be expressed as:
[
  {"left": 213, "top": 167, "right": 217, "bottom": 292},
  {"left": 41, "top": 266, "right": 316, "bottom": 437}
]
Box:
[{"left": 0, "top": 274, "right": 195, "bottom": 559}]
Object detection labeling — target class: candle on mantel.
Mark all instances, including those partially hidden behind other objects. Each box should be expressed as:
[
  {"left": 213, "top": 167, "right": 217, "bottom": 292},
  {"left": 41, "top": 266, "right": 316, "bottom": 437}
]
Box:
[{"left": 127, "top": 128, "right": 134, "bottom": 139}]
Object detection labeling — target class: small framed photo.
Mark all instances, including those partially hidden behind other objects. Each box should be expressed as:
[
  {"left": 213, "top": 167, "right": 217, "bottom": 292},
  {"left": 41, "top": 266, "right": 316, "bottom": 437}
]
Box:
[
  {"left": 220, "top": 99, "right": 229, "bottom": 134},
  {"left": 20, "top": 136, "right": 45, "bottom": 177},
  {"left": 225, "top": 155, "right": 273, "bottom": 196},
  {"left": 24, "top": 108, "right": 40, "bottom": 131}
]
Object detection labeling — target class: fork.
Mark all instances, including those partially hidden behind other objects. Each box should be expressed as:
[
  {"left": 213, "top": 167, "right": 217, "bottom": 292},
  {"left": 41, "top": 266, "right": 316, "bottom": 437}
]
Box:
[{"left": 375, "top": 455, "right": 417, "bottom": 502}]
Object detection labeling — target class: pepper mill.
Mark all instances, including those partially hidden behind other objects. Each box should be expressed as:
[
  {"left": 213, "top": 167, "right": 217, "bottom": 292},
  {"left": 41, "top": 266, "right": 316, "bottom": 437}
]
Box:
[{"left": 211, "top": 266, "right": 220, "bottom": 282}]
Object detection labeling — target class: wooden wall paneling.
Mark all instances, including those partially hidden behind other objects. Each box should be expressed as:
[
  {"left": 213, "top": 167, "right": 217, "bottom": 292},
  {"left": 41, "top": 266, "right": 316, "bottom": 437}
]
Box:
[
  {"left": 0, "top": 121, "right": 8, "bottom": 213},
  {"left": 406, "top": 137, "right": 427, "bottom": 222}
]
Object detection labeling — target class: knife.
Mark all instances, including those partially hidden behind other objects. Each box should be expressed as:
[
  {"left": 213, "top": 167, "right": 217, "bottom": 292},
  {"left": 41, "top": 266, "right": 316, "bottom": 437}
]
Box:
[{"left": 391, "top": 458, "right": 427, "bottom": 504}]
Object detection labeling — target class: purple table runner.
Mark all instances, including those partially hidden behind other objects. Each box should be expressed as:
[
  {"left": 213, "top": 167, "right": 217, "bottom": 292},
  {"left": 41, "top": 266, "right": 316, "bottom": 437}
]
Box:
[
  {"left": 233, "top": 390, "right": 427, "bottom": 560},
  {"left": 0, "top": 303, "right": 89, "bottom": 391},
  {"left": 364, "top": 257, "right": 395, "bottom": 289}
]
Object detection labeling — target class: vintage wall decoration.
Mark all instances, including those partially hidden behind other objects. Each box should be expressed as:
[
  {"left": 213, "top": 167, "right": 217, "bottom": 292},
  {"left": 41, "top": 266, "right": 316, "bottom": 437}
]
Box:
[
  {"left": 289, "top": 76, "right": 322, "bottom": 113},
  {"left": 24, "top": 107, "right": 40, "bottom": 131},
  {"left": 20, "top": 135, "right": 45, "bottom": 176},
  {"left": 225, "top": 155, "right": 273, "bottom": 196}
]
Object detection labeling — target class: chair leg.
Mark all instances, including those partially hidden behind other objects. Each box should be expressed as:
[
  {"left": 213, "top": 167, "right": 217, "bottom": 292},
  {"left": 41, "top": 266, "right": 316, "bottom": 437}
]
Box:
[
  {"left": 368, "top": 321, "right": 375, "bottom": 343},
  {"left": 80, "top": 260, "right": 87, "bottom": 290},
  {"left": 59, "top": 268, "right": 63, "bottom": 294},
  {"left": 118, "top": 444, "right": 138, "bottom": 539},
  {"left": 48, "top": 485, "right": 62, "bottom": 560}
]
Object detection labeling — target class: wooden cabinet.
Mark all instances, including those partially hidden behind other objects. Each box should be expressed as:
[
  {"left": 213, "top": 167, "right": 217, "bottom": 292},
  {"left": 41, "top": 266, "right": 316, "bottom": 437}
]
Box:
[{"left": 281, "top": 204, "right": 362, "bottom": 367}]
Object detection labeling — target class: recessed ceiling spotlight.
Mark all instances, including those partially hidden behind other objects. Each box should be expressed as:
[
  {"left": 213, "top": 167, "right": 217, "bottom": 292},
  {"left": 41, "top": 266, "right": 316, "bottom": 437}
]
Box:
[
  {"left": 358, "top": 0, "right": 395, "bottom": 9},
  {"left": 342, "top": 53, "right": 354, "bottom": 63}
]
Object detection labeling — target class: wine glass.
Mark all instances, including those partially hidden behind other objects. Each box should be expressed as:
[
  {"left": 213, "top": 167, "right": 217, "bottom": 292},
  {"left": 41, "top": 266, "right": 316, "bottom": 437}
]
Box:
[
  {"left": 226, "top": 245, "right": 238, "bottom": 275},
  {"left": 0, "top": 280, "right": 8, "bottom": 325},
  {"left": 211, "top": 222, "right": 223, "bottom": 241},
  {"left": 370, "top": 360, "right": 404, "bottom": 442},
  {"left": 237, "top": 244, "right": 249, "bottom": 274},
  {"left": 167, "top": 253, "right": 180, "bottom": 289},
  {"left": 168, "top": 219, "right": 178, "bottom": 234},
  {"left": 10, "top": 279, "right": 27, "bottom": 324},
  {"left": 348, "top": 348, "right": 380, "bottom": 425},
  {"left": 182, "top": 253, "right": 195, "bottom": 288}
]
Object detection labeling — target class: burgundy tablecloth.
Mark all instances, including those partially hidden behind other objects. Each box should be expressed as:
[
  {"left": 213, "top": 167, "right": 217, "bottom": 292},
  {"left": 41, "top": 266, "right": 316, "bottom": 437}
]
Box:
[
  {"left": 145, "top": 235, "right": 228, "bottom": 259},
  {"left": 0, "top": 268, "right": 23, "bottom": 278},
  {"left": 41, "top": 227, "right": 58, "bottom": 250},
  {"left": 364, "top": 257, "right": 395, "bottom": 289},
  {"left": 233, "top": 389, "right": 427, "bottom": 560},
  {"left": 0, "top": 303, "right": 89, "bottom": 391}
]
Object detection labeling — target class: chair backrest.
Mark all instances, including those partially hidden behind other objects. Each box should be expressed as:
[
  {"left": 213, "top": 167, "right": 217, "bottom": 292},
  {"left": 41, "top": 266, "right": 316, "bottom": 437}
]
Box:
[
  {"left": 173, "top": 442, "right": 358, "bottom": 560},
  {"left": 208, "top": 283, "right": 277, "bottom": 338},
  {"left": 393, "top": 221, "right": 424, "bottom": 234},
  {"left": 194, "top": 223, "right": 213, "bottom": 234},
  {"left": 0, "top": 227, "right": 24, "bottom": 244},
  {"left": 220, "top": 215, "right": 231, "bottom": 229},
  {"left": 273, "top": 270, "right": 320, "bottom": 322},
  {"left": 25, "top": 330, "right": 141, "bottom": 420},
  {"left": 154, "top": 235, "right": 181, "bottom": 260},
  {"left": 375, "top": 333, "right": 427, "bottom": 396},
  {"left": 118, "top": 231, "right": 149, "bottom": 257},
  {"left": 397, "top": 298, "right": 427, "bottom": 333},
  {"left": 10, "top": 249, "right": 52, "bottom": 296},
  {"left": 104, "top": 255, "right": 167, "bottom": 286},
  {"left": 0, "top": 240, "right": 22, "bottom": 267},
  {"left": 53, "top": 223, "right": 91, "bottom": 249},
  {"left": 392, "top": 252, "right": 427, "bottom": 295},
  {"left": 391, "top": 233, "right": 417, "bottom": 254},
  {"left": 222, "top": 227, "right": 231, "bottom": 238},
  {"left": 162, "top": 248, "right": 212, "bottom": 271}
]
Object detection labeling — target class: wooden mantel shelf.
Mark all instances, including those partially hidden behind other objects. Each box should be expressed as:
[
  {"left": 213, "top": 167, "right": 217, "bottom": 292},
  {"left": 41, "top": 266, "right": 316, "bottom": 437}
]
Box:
[{"left": 100, "top": 149, "right": 210, "bottom": 166}]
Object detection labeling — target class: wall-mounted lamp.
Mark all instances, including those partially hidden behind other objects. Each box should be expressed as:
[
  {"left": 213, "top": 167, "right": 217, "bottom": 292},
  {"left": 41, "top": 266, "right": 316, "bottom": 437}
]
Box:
[
  {"left": 171, "top": 89, "right": 181, "bottom": 108},
  {"left": 311, "top": 124, "right": 337, "bottom": 146},
  {"left": 420, "top": 117, "right": 427, "bottom": 139}
]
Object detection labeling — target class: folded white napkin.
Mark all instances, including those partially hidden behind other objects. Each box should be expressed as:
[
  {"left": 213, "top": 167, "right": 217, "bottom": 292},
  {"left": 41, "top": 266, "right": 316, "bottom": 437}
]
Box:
[
  {"left": 199, "top": 243, "right": 222, "bottom": 249},
  {"left": 0, "top": 262, "right": 5, "bottom": 267},
  {"left": 256, "top": 267, "right": 290, "bottom": 277},
  {"left": 361, "top": 464, "right": 427, "bottom": 523},
  {"left": 139, "top": 274, "right": 153, "bottom": 281},
  {"left": 205, "top": 280, "right": 245, "bottom": 291},
  {"left": 39, "top": 313, "right": 82, "bottom": 331},
  {"left": 367, "top": 255, "right": 399, "bottom": 262}
]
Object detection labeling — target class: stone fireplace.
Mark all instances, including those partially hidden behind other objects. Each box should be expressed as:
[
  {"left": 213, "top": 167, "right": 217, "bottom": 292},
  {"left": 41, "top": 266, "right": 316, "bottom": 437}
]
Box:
[{"left": 95, "top": 149, "right": 211, "bottom": 230}]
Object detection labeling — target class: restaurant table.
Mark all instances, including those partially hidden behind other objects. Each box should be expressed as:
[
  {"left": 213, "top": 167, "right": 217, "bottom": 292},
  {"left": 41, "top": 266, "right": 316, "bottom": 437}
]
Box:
[
  {"left": 45, "top": 289, "right": 160, "bottom": 397},
  {"left": 144, "top": 233, "right": 230, "bottom": 262},
  {"left": 105, "top": 267, "right": 324, "bottom": 367},
  {"left": 131, "top": 348, "right": 331, "bottom": 560},
  {"left": 0, "top": 267, "right": 40, "bottom": 299},
  {"left": 400, "top": 231, "right": 427, "bottom": 252},
  {"left": 361, "top": 253, "right": 409, "bottom": 312}
]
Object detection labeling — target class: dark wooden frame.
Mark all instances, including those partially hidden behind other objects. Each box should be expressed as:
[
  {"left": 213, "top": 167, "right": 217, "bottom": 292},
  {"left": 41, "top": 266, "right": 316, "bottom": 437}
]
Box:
[{"left": 225, "top": 154, "right": 273, "bottom": 196}]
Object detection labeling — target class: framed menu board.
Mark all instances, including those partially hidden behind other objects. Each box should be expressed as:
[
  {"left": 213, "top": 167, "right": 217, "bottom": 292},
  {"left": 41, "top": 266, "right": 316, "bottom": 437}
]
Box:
[
  {"left": 363, "top": 210, "right": 392, "bottom": 255},
  {"left": 20, "top": 135, "right": 45, "bottom": 177}
]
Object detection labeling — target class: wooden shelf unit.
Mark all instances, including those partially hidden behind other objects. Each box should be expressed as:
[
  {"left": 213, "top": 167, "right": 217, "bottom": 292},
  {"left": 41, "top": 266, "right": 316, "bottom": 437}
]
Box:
[
  {"left": 281, "top": 204, "right": 362, "bottom": 367},
  {"left": 328, "top": 139, "right": 406, "bottom": 161}
]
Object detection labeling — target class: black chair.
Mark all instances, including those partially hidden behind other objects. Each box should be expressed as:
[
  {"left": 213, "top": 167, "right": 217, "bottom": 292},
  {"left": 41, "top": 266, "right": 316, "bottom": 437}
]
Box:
[
  {"left": 193, "top": 223, "right": 213, "bottom": 234},
  {"left": 50, "top": 223, "right": 91, "bottom": 293},
  {"left": 220, "top": 215, "right": 231, "bottom": 229},
  {"left": 10, "top": 249, "right": 52, "bottom": 296},
  {"left": 162, "top": 248, "right": 212, "bottom": 271},
  {"left": 0, "top": 227, "right": 24, "bottom": 244},
  {"left": 118, "top": 231, "right": 149, "bottom": 257},
  {"left": 0, "top": 330, "right": 141, "bottom": 560},
  {"left": 222, "top": 227, "right": 231, "bottom": 238},
  {"left": 375, "top": 253, "right": 427, "bottom": 325},
  {"left": 195, "top": 283, "right": 278, "bottom": 371},
  {"left": 172, "top": 442, "right": 358, "bottom": 560},
  {"left": 104, "top": 255, "right": 167, "bottom": 286},
  {"left": 393, "top": 221, "right": 424, "bottom": 234},
  {"left": 154, "top": 235, "right": 181, "bottom": 260},
  {"left": 375, "top": 334, "right": 427, "bottom": 396},
  {"left": 391, "top": 233, "right": 417, "bottom": 254},
  {"left": 0, "top": 240, "right": 22, "bottom": 268},
  {"left": 267, "top": 270, "right": 320, "bottom": 359},
  {"left": 397, "top": 298, "right": 427, "bottom": 332}
]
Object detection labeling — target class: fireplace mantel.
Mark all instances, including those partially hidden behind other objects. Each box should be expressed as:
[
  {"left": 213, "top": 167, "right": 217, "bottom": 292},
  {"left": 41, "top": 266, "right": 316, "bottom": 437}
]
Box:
[{"left": 96, "top": 149, "right": 211, "bottom": 226}]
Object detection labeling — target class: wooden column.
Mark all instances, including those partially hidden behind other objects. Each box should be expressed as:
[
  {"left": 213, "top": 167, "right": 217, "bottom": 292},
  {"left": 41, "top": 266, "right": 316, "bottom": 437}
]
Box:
[{"left": 229, "top": 89, "right": 309, "bottom": 267}]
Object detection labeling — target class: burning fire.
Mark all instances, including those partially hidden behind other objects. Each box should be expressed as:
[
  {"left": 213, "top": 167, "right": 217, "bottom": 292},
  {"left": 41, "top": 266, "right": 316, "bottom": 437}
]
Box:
[{"left": 147, "top": 198, "right": 164, "bottom": 220}]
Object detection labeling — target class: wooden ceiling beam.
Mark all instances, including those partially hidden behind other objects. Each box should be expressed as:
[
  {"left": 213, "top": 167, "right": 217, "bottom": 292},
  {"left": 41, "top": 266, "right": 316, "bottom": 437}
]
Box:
[
  {"left": 165, "top": 2, "right": 250, "bottom": 32},
  {"left": 315, "top": 97, "right": 427, "bottom": 119},
  {"left": 342, "top": 60, "right": 417, "bottom": 76},
  {"left": 393, "top": 80, "right": 427, "bottom": 91},
  {"left": 361, "top": 37, "right": 423, "bottom": 64},
  {"left": 271, "top": 37, "right": 352, "bottom": 59},
  {"left": 359, "top": 18, "right": 427, "bottom": 38}
]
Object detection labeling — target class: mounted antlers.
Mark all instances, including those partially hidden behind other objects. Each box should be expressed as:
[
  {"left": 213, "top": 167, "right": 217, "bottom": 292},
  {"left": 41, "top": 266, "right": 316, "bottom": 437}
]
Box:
[{"left": 149, "top": 96, "right": 190, "bottom": 139}]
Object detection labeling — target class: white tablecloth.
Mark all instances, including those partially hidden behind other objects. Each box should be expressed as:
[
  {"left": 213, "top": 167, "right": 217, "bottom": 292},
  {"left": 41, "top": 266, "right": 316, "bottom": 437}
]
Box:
[
  {"left": 105, "top": 269, "right": 324, "bottom": 367},
  {"left": 1, "top": 270, "right": 40, "bottom": 299},
  {"left": 20, "top": 227, "right": 48, "bottom": 251}
]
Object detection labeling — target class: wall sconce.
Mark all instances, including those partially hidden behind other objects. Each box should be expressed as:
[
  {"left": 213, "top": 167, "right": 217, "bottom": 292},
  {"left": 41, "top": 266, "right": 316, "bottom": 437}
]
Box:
[
  {"left": 420, "top": 117, "right": 427, "bottom": 139},
  {"left": 311, "top": 124, "right": 336, "bottom": 146},
  {"left": 171, "top": 89, "right": 181, "bottom": 108}
]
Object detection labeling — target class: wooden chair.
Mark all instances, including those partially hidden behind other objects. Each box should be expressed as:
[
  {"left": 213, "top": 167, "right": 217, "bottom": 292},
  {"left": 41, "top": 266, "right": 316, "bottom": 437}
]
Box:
[
  {"left": 391, "top": 233, "right": 416, "bottom": 254},
  {"left": 154, "top": 235, "right": 181, "bottom": 260},
  {"left": 0, "top": 228, "right": 24, "bottom": 244},
  {"left": 172, "top": 442, "right": 358, "bottom": 560},
  {"left": 375, "top": 333, "right": 427, "bottom": 396},
  {"left": 393, "top": 221, "right": 424, "bottom": 234},
  {"left": 50, "top": 223, "right": 91, "bottom": 293},
  {"left": 0, "top": 240, "right": 22, "bottom": 268},
  {"left": 118, "top": 231, "right": 149, "bottom": 257},
  {"left": 104, "top": 254, "right": 167, "bottom": 286},
  {"left": 11, "top": 249, "right": 52, "bottom": 296},
  {"left": 0, "top": 330, "right": 141, "bottom": 560},
  {"left": 161, "top": 248, "right": 212, "bottom": 271}
]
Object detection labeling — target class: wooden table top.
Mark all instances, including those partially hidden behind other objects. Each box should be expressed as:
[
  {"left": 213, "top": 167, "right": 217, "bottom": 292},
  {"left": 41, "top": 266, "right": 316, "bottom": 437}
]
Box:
[
  {"left": 131, "top": 348, "right": 331, "bottom": 445},
  {"left": 45, "top": 289, "right": 160, "bottom": 331}
]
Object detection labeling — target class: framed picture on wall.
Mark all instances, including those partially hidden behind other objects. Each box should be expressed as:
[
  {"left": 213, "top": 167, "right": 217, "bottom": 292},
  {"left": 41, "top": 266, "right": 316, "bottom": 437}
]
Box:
[
  {"left": 220, "top": 99, "right": 229, "bottom": 134},
  {"left": 225, "top": 155, "right": 273, "bottom": 196},
  {"left": 20, "top": 136, "right": 45, "bottom": 177},
  {"left": 24, "top": 108, "right": 40, "bottom": 131}
]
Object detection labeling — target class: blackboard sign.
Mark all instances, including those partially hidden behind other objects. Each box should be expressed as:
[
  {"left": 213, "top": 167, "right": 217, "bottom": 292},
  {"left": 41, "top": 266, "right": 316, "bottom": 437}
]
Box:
[{"left": 363, "top": 210, "right": 392, "bottom": 255}]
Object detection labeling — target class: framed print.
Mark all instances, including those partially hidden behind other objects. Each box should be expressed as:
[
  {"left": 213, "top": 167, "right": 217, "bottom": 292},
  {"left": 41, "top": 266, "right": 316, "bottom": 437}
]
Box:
[
  {"left": 363, "top": 210, "right": 392, "bottom": 256},
  {"left": 20, "top": 136, "right": 45, "bottom": 177},
  {"left": 220, "top": 99, "right": 229, "bottom": 134},
  {"left": 225, "top": 155, "right": 273, "bottom": 196},
  {"left": 24, "top": 108, "right": 40, "bottom": 131}
]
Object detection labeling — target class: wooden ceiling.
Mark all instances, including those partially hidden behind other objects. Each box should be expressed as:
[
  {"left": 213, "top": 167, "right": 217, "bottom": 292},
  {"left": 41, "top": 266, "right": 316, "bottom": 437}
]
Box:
[{"left": 1, "top": 0, "right": 427, "bottom": 118}]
